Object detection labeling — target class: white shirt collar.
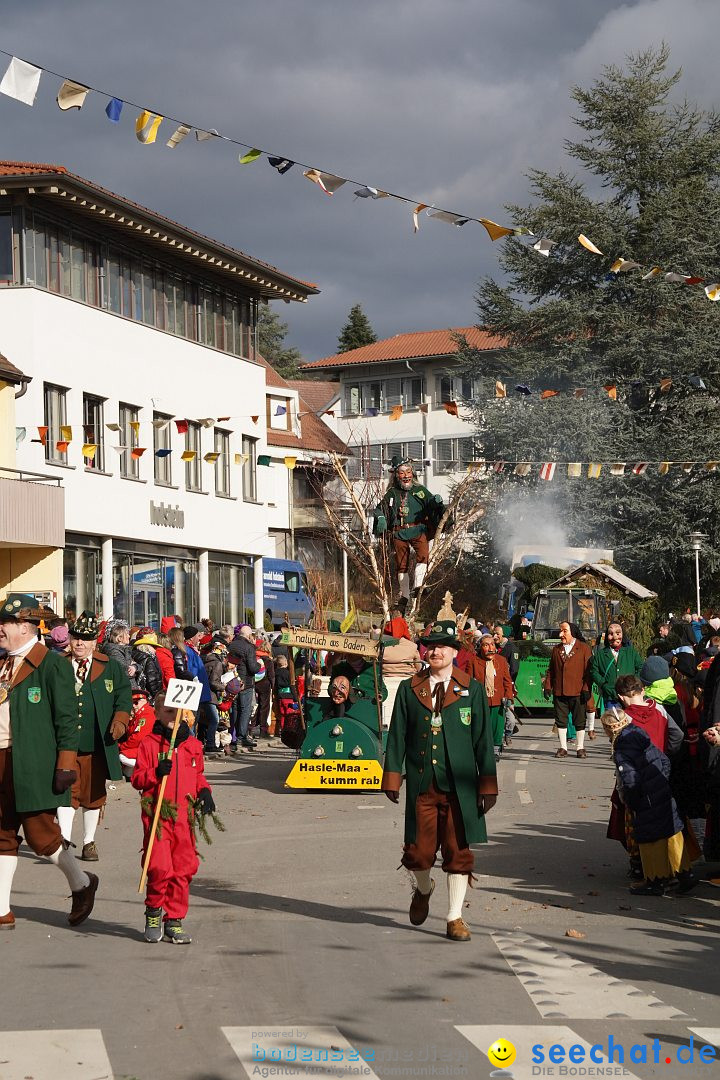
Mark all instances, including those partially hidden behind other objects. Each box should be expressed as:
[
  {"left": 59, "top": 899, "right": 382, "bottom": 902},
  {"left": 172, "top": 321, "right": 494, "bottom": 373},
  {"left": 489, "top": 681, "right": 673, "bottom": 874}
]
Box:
[{"left": 9, "top": 636, "right": 38, "bottom": 658}]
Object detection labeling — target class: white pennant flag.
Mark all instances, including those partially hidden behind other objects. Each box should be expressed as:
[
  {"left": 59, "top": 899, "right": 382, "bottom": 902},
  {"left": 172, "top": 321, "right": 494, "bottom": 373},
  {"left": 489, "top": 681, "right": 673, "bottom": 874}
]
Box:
[
  {"left": 167, "top": 124, "right": 191, "bottom": 149},
  {"left": 539, "top": 462, "right": 556, "bottom": 481},
  {"left": 532, "top": 238, "right": 557, "bottom": 257},
  {"left": 0, "top": 57, "right": 42, "bottom": 106},
  {"left": 56, "top": 79, "right": 90, "bottom": 111},
  {"left": 513, "top": 463, "right": 532, "bottom": 476}
]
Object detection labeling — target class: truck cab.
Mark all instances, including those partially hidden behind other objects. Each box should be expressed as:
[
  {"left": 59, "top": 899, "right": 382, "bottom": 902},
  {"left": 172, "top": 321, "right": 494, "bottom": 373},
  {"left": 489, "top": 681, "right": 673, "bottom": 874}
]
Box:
[{"left": 262, "top": 558, "right": 314, "bottom": 628}]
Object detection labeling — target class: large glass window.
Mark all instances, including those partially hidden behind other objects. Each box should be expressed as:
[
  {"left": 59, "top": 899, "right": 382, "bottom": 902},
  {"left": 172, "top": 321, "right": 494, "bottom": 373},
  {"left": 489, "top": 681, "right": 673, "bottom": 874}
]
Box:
[
  {"left": 242, "top": 435, "right": 257, "bottom": 501},
  {"left": 153, "top": 412, "right": 172, "bottom": 485},
  {"left": 0, "top": 213, "right": 13, "bottom": 281},
  {"left": 82, "top": 393, "right": 105, "bottom": 471},
  {"left": 113, "top": 549, "right": 198, "bottom": 627},
  {"left": 63, "top": 546, "right": 99, "bottom": 623},
  {"left": 434, "top": 437, "right": 476, "bottom": 472},
  {"left": 214, "top": 428, "right": 231, "bottom": 496},
  {"left": 185, "top": 421, "right": 202, "bottom": 491},
  {"left": 119, "top": 402, "right": 140, "bottom": 479},
  {"left": 43, "top": 383, "right": 68, "bottom": 464}
]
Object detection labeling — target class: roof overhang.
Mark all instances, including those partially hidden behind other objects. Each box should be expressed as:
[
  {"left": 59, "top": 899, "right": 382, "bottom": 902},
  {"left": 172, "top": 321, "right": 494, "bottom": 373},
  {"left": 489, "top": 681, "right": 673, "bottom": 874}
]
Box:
[{"left": 0, "top": 171, "right": 319, "bottom": 304}]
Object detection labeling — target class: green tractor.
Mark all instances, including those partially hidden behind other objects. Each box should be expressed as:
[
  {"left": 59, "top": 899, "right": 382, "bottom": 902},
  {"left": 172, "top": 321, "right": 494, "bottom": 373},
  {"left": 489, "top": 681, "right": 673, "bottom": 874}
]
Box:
[{"left": 511, "top": 587, "right": 620, "bottom": 712}]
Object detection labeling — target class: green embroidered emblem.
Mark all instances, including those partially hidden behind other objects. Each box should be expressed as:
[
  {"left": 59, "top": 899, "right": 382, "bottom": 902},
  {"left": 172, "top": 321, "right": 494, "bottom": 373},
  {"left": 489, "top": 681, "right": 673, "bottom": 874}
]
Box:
[
  {"left": 335, "top": 741, "right": 344, "bottom": 753},
  {"left": 459, "top": 707, "right": 471, "bottom": 726},
  {"left": 27, "top": 686, "right": 41, "bottom": 704},
  {"left": 104, "top": 679, "right": 113, "bottom": 693}
]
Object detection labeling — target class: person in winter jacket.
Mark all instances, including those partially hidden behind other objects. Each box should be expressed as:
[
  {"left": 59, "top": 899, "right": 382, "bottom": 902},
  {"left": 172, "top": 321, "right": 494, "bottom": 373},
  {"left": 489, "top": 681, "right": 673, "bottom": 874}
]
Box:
[
  {"left": 132, "top": 690, "right": 215, "bottom": 944},
  {"left": 253, "top": 634, "right": 275, "bottom": 739},
  {"left": 101, "top": 622, "right": 136, "bottom": 680},
  {"left": 153, "top": 632, "right": 176, "bottom": 689},
  {"left": 615, "top": 674, "right": 684, "bottom": 755},
  {"left": 167, "top": 627, "right": 192, "bottom": 680},
  {"left": 228, "top": 626, "right": 261, "bottom": 749},
  {"left": 601, "top": 708, "right": 697, "bottom": 895},
  {"left": 118, "top": 692, "right": 155, "bottom": 777},
  {"left": 184, "top": 625, "right": 215, "bottom": 755},
  {"left": 131, "top": 630, "right": 163, "bottom": 699},
  {"left": 638, "top": 656, "right": 685, "bottom": 729}
]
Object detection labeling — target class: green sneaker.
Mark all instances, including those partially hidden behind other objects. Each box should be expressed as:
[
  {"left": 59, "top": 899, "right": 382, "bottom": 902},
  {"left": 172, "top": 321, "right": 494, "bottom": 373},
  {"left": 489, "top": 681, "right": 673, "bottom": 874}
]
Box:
[
  {"left": 144, "top": 906, "right": 163, "bottom": 943},
  {"left": 163, "top": 918, "right": 192, "bottom": 944}
]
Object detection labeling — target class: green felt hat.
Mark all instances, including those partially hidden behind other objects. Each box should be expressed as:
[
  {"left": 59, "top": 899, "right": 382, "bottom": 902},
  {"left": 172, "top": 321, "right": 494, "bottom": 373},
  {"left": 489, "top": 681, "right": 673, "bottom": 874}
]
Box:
[
  {"left": 0, "top": 593, "right": 56, "bottom": 624},
  {"left": 69, "top": 610, "right": 100, "bottom": 641},
  {"left": 418, "top": 619, "right": 460, "bottom": 648}
]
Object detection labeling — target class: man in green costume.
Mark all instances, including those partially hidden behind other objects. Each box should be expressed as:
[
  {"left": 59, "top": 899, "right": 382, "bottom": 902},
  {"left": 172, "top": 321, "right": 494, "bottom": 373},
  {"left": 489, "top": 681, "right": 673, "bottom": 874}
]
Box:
[
  {"left": 381, "top": 620, "right": 498, "bottom": 941},
  {"left": 56, "top": 611, "right": 132, "bottom": 860},
  {"left": 0, "top": 594, "right": 98, "bottom": 928},
  {"left": 589, "top": 622, "right": 644, "bottom": 718},
  {"left": 373, "top": 458, "right": 444, "bottom": 608}
]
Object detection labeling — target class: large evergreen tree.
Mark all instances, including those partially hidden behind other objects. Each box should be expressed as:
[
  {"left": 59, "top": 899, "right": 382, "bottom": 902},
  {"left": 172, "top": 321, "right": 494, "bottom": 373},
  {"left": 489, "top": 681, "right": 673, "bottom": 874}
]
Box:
[
  {"left": 257, "top": 303, "right": 302, "bottom": 378},
  {"left": 459, "top": 47, "right": 720, "bottom": 606},
  {"left": 337, "top": 303, "right": 377, "bottom": 353}
]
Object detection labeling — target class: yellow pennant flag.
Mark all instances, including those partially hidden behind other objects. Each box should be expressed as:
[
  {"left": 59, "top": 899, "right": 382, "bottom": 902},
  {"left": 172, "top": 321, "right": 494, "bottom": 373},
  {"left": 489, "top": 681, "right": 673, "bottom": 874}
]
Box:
[
  {"left": 587, "top": 463, "right": 602, "bottom": 479},
  {"left": 340, "top": 597, "right": 357, "bottom": 634},
  {"left": 82, "top": 443, "right": 97, "bottom": 460},
  {"left": 642, "top": 267, "right": 663, "bottom": 280},
  {"left": 136, "top": 110, "right": 163, "bottom": 144},
  {"left": 181, "top": 450, "right": 196, "bottom": 462},
  {"left": 479, "top": 218, "right": 514, "bottom": 242},
  {"left": 658, "top": 462, "right": 670, "bottom": 475},
  {"left": 203, "top": 452, "right": 220, "bottom": 463},
  {"left": 389, "top": 405, "right": 403, "bottom": 421},
  {"left": 60, "top": 425, "right": 72, "bottom": 442},
  {"left": 704, "top": 284, "right": 720, "bottom": 301},
  {"left": 609, "top": 257, "right": 641, "bottom": 274},
  {"left": 284, "top": 456, "right": 297, "bottom": 470},
  {"left": 166, "top": 124, "right": 191, "bottom": 149},
  {"left": 567, "top": 463, "right": 582, "bottom": 478},
  {"left": 130, "top": 420, "right": 141, "bottom": 439},
  {"left": 578, "top": 234, "right": 604, "bottom": 255},
  {"left": 706, "top": 461, "right": 718, "bottom": 471}
]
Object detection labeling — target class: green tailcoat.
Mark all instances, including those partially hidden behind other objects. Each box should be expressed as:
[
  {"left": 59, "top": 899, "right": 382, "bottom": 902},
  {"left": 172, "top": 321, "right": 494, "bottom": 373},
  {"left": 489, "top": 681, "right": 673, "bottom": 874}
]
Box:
[
  {"left": 590, "top": 645, "right": 644, "bottom": 704},
  {"left": 8, "top": 642, "right": 79, "bottom": 813},
  {"left": 67, "top": 652, "right": 132, "bottom": 782},
  {"left": 381, "top": 667, "right": 498, "bottom": 844}
]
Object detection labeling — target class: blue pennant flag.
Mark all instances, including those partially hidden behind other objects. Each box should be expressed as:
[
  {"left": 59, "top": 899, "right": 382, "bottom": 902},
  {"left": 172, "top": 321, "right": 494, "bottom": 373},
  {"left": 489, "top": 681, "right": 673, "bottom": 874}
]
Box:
[
  {"left": 274, "top": 405, "right": 287, "bottom": 416},
  {"left": 154, "top": 448, "right": 172, "bottom": 457},
  {"left": 105, "top": 97, "right": 123, "bottom": 123},
  {"left": 268, "top": 156, "right": 294, "bottom": 175}
]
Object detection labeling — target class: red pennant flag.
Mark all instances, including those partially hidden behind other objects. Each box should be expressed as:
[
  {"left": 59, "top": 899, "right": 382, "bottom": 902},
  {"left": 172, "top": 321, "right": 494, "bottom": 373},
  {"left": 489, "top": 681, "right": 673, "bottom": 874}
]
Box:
[
  {"left": 131, "top": 447, "right": 147, "bottom": 459},
  {"left": 37, "top": 426, "right": 48, "bottom": 445},
  {"left": 443, "top": 401, "right": 458, "bottom": 416},
  {"left": 175, "top": 419, "right": 189, "bottom": 434},
  {"left": 539, "top": 462, "right": 556, "bottom": 481},
  {"left": 217, "top": 416, "right": 231, "bottom": 422},
  {"left": 632, "top": 463, "right": 648, "bottom": 475},
  {"left": 540, "top": 390, "right": 559, "bottom": 400},
  {"left": 55, "top": 440, "right": 69, "bottom": 453}
]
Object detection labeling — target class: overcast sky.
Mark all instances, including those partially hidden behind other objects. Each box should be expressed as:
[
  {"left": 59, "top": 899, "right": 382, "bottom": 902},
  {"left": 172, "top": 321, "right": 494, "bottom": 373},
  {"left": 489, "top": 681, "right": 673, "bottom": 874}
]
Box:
[{"left": 2, "top": 0, "right": 719, "bottom": 361}]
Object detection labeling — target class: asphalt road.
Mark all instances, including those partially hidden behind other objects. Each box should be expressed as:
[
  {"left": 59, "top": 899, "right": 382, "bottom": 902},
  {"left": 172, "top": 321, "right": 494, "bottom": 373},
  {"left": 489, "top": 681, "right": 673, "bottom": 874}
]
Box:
[{"left": 2, "top": 717, "right": 719, "bottom": 1080}]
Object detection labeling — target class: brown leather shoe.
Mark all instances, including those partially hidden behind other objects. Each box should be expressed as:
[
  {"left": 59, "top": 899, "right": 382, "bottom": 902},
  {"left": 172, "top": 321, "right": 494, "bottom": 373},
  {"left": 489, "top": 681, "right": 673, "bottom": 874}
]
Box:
[
  {"left": 68, "top": 872, "right": 99, "bottom": 926},
  {"left": 446, "top": 917, "right": 471, "bottom": 941},
  {"left": 81, "top": 841, "right": 99, "bottom": 861},
  {"left": 555, "top": 748, "right": 568, "bottom": 758},
  {"left": 587, "top": 730, "right": 597, "bottom": 740},
  {"left": 0, "top": 910, "right": 15, "bottom": 929},
  {"left": 409, "top": 878, "right": 435, "bottom": 925},
  {"left": 576, "top": 749, "right": 588, "bottom": 758}
]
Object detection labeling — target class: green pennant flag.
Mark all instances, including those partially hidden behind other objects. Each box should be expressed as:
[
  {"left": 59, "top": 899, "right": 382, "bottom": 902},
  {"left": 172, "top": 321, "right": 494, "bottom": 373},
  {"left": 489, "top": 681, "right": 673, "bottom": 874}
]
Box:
[
  {"left": 238, "top": 148, "right": 262, "bottom": 164},
  {"left": 257, "top": 454, "right": 272, "bottom": 466}
]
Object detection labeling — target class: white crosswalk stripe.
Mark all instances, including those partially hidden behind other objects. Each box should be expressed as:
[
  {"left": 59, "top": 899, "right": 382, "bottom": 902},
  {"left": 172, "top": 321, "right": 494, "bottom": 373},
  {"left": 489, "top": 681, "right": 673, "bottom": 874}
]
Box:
[
  {"left": 689, "top": 1029, "right": 720, "bottom": 1047},
  {"left": 222, "top": 1025, "right": 382, "bottom": 1079},
  {"left": 457, "top": 1025, "right": 644, "bottom": 1080},
  {"left": 492, "top": 931, "right": 689, "bottom": 1020},
  {"left": 0, "top": 1029, "right": 113, "bottom": 1080}
]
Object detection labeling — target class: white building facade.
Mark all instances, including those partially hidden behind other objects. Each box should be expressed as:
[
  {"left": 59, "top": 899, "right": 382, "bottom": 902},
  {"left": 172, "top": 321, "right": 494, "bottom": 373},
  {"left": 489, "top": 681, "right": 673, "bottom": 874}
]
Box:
[
  {"left": 0, "top": 161, "right": 318, "bottom": 627},
  {"left": 302, "top": 328, "right": 504, "bottom": 502}
]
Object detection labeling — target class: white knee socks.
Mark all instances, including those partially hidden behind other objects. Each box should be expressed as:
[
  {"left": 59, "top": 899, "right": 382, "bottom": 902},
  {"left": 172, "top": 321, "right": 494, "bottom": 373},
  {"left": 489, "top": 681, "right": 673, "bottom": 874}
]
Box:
[
  {"left": 398, "top": 572, "right": 410, "bottom": 599},
  {"left": 576, "top": 729, "right": 586, "bottom": 750},
  {"left": 557, "top": 727, "right": 568, "bottom": 750},
  {"left": 82, "top": 808, "right": 101, "bottom": 845},
  {"left": 48, "top": 846, "right": 89, "bottom": 893},
  {"left": 56, "top": 805, "right": 76, "bottom": 843},
  {"left": 447, "top": 873, "right": 468, "bottom": 921},
  {"left": 413, "top": 868, "right": 432, "bottom": 895},
  {"left": 0, "top": 855, "right": 17, "bottom": 916},
  {"left": 586, "top": 711, "right": 596, "bottom": 731}
]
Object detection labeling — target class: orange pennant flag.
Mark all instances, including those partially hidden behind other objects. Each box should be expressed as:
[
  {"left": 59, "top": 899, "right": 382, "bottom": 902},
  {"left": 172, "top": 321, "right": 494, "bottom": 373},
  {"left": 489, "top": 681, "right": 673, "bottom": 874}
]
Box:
[
  {"left": 389, "top": 405, "right": 403, "bottom": 421},
  {"left": 251, "top": 415, "right": 259, "bottom": 424},
  {"left": 443, "top": 401, "right": 458, "bottom": 416},
  {"left": 495, "top": 381, "right": 507, "bottom": 399},
  {"left": 540, "top": 390, "right": 559, "bottom": 400},
  {"left": 56, "top": 441, "right": 69, "bottom": 453},
  {"left": 131, "top": 447, "right": 146, "bottom": 459},
  {"left": 603, "top": 384, "right": 617, "bottom": 400},
  {"left": 37, "top": 426, "right": 48, "bottom": 445},
  {"left": 479, "top": 218, "right": 514, "bottom": 242},
  {"left": 659, "top": 377, "right": 673, "bottom": 393}
]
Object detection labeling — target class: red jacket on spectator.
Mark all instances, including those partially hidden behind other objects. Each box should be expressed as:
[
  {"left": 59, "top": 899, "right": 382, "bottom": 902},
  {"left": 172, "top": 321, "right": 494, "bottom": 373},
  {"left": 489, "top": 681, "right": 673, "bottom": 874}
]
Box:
[{"left": 122, "top": 701, "right": 156, "bottom": 758}]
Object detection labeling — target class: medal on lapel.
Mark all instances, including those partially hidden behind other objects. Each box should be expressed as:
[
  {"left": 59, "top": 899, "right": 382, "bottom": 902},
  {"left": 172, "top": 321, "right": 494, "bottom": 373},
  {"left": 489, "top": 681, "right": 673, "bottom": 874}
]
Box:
[
  {"left": 0, "top": 683, "right": 9, "bottom": 705},
  {"left": 431, "top": 715, "right": 443, "bottom": 730}
]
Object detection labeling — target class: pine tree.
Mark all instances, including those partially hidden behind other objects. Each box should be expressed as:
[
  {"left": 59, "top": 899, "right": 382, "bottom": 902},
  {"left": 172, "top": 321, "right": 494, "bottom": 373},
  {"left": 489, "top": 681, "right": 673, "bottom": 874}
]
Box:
[
  {"left": 257, "top": 304, "right": 302, "bottom": 379},
  {"left": 459, "top": 46, "right": 720, "bottom": 605},
  {"left": 337, "top": 303, "right": 377, "bottom": 353}
]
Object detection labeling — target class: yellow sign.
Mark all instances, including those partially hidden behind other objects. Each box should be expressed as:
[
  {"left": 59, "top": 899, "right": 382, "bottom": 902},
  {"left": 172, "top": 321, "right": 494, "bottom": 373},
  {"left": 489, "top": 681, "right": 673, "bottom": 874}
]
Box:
[
  {"left": 340, "top": 597, "right": 356, "bottom": 634},
  {"left": 285, "top": 758, "right": 383, "bottom": 790},
  {"left": 280, "top": 628, "right": 378, "bottom": 659}
]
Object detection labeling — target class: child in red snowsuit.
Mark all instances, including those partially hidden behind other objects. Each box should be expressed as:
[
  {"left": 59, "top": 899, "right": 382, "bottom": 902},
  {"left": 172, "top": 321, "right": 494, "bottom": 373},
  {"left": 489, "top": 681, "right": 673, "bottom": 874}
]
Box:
[{"left": 132, "top": 691, "right": 215, "bottom": 944}]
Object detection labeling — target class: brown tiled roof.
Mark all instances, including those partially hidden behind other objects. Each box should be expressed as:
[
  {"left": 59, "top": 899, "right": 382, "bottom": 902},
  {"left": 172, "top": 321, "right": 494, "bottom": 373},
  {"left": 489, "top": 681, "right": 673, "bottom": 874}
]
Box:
[
  {"left": 0, "top": 160, "right": 318, "bottom": 298},
  {"left": 0, "top": 351, "right": 30, "bottom": 385},
  {"left": 302, "top": 326, "right": 506, "bottom": 370},
  {"left": 287, "top": 379, "right": 340, "bottom": 414},
  {"left": 255, "top": 355, "right": 348, "bottom": 456}
]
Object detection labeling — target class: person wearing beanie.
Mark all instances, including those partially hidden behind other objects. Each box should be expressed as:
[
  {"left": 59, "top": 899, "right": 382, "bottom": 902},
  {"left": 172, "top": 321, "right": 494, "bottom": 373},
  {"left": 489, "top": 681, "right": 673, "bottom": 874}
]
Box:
[
  {"left": 381, "top": 619, "right": 498, "bottom": 943},
  {"left": 601, "top": 708, "right": 698, "bottom": 895},
  {"left": 639, "top": 656, "right": 685, "bottom": 728}
]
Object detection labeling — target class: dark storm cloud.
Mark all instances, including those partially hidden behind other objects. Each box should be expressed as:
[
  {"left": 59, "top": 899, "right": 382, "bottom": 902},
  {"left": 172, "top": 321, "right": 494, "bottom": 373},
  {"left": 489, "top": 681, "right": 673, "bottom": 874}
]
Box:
[{"left": 0, "top": 0, "right": 716, "bottom": 358}]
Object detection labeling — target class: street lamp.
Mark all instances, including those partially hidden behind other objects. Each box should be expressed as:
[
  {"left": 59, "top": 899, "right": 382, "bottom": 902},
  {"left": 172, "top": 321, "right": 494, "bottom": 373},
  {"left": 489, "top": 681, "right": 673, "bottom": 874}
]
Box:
[{"left": 689, "top": 531, "right": 708, "bottom": 614}]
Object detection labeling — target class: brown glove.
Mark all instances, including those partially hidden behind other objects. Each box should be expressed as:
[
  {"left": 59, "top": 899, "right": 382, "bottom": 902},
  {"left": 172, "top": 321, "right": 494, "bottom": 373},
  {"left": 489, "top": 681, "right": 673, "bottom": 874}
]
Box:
[
  {"left": 477, "top": 793, "right": 497, "bottom": 814},
  {"left": 109, "top": 717, "right": 127, "bottom": 742},
  {"left": 53, "top": 768, "right": 77, "bottom": 795},
  {"left": 384, "top": 790, "right": 400, "bottom": 803}
]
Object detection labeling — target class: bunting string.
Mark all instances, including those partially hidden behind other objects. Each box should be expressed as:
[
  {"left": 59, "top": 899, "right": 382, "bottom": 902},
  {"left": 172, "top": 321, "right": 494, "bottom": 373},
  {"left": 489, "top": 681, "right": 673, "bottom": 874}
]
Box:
[{"left": 1, "top": 45, "right": 720, "bottom": 292}]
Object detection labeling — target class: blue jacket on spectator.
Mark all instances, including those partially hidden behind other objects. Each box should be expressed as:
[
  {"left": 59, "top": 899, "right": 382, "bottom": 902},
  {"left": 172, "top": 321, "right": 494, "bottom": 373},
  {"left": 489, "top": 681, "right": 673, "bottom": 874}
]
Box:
[
  {"left": 614, "top": 725, "right": 683, "bottom": 843},
  {"left": 186, "top": 643, "right": 212, "bottom": 704}
]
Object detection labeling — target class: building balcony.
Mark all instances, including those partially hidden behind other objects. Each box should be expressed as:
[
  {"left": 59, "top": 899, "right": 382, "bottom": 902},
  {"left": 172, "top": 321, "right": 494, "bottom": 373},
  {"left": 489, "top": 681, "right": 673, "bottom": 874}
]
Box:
[{"left": 0, "top": 467, "right": 65, "bottom": 548}]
